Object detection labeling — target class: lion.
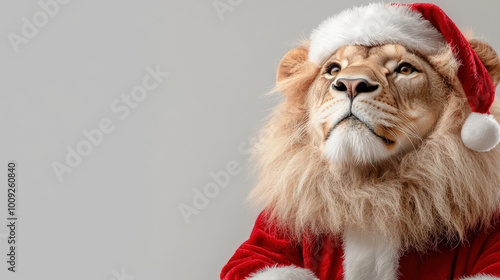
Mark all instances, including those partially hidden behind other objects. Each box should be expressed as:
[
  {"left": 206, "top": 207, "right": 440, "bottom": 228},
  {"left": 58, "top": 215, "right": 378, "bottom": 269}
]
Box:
[{"left": 221, "top": 3, "right": 500, "bottom": 280}]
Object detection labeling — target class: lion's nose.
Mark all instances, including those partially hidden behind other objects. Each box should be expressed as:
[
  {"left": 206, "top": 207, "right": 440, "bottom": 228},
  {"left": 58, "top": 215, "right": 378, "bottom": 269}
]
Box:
[{"left": 333, "top": 79, "right": 379, "bottom": 100}]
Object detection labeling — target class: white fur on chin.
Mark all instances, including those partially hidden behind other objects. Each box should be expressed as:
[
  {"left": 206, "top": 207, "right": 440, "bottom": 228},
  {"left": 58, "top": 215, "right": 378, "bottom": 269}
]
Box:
[
  {"left": 245, "top": 266, "right": 319, "bottom": 280},
  {"left": 324, "top": 124, "right": 389, "bottom": 164}
]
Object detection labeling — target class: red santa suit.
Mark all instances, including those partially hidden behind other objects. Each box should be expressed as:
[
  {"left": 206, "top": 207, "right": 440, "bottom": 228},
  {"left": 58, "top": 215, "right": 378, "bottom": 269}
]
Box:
[{"left": 221, "top": 213, "right": 500, "bottom": 280}]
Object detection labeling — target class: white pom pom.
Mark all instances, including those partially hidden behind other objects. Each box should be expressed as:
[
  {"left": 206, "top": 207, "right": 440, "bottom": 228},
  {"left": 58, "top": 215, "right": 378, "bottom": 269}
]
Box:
[{"left": 461, "top": 112, "right": 500, "bottom": 152}]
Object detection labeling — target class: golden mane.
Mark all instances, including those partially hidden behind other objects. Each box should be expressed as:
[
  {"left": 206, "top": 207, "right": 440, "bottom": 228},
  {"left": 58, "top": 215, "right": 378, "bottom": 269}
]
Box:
[{"left": 249, "top": 45, "right": 500, "bottom": 251}]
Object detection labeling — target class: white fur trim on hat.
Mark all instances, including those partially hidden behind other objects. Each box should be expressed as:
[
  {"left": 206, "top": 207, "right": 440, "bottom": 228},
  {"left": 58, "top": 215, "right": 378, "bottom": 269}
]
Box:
[
  {"left": 461, "top": 112, "right": 500, "bottom": 152},
  {"left": 309, "top": 3, "right": 446, "bottom": 65},
  {"left": 245, "top": 266, "right": 319, "bottom": 280}
]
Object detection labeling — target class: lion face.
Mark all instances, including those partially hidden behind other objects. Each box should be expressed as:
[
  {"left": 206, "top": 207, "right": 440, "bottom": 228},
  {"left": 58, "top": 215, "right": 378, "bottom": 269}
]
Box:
[
  {"left": 251, "top": 39, "right": 500, "bottom": 250},
  {"left": 308, "top": 44, "right": 441, "bottom": 164}
]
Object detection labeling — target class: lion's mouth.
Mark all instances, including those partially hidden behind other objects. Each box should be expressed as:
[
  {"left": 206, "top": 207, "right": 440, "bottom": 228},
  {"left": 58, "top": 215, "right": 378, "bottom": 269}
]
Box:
[{"left": 331, "top": 114, "right": 395, "bottom": 145}]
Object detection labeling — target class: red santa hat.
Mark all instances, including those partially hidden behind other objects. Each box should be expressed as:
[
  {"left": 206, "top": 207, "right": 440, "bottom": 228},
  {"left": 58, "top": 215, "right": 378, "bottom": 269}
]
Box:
[{"left": 309, "top": 3, "right": 500, "bottom": 152}]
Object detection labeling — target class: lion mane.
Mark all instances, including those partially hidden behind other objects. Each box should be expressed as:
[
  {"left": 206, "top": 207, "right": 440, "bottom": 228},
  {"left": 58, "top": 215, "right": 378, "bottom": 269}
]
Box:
[{"left": 249, "top": 41, "right": 500, "bottom": 251}]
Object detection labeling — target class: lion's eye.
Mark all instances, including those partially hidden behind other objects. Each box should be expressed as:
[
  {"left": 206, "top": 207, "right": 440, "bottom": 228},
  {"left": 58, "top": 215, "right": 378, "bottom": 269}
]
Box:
[
  {"left": 327, "top": 63, "right": 342, "bottom": 75},
  {"left": 396, "top": 63, "right": 416, "bottom": 75}
]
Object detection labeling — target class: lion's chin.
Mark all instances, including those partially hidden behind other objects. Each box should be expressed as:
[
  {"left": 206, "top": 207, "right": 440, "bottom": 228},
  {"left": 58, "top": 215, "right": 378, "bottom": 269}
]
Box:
[{"left": 324, "top": 123, "right": 391, "bottom": 165}]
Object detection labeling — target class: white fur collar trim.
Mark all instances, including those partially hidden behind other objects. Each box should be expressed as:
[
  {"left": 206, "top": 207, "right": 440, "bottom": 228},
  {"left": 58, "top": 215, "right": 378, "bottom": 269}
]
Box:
[
  {"left": 460, "top": 275, "right": 500, "bottom": 279},
  {"left": 343, "top": 229, "right": 400, "bottom": 280},
  {"left": 245, "top": 266, "right": 319, "bottom": 280},
  {"left": 245, "top": 265, "right": 319, "bottom": 280}
]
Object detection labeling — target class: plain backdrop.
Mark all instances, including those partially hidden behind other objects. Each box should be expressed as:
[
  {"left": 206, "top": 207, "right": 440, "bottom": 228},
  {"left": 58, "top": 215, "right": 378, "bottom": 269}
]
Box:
[{"left": 0, "top": 0, "right": 498, "bottom": 279}]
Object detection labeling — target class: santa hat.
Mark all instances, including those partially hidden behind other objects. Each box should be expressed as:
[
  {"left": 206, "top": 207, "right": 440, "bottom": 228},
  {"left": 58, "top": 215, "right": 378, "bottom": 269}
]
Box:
[{"left": 309, "top": 3, "right": 500, "bottom": 152}]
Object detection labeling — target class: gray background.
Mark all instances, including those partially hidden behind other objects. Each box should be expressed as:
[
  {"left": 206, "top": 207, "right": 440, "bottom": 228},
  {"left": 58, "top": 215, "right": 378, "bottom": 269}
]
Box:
[{"left": 0, "top": 0, "right": 498, "bottom": 279}]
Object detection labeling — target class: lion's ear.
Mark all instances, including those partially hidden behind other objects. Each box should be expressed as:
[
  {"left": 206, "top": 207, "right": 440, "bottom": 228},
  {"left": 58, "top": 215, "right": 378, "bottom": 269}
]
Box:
[
  {"left": 469, "top": 39, "right": 500, "bottom": 86},
  {"left": 276, "top": 46, "right": 319, "bottom": 99},
  {"left": 277, "top": 46, "right": 309, "bottom": 82}
]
